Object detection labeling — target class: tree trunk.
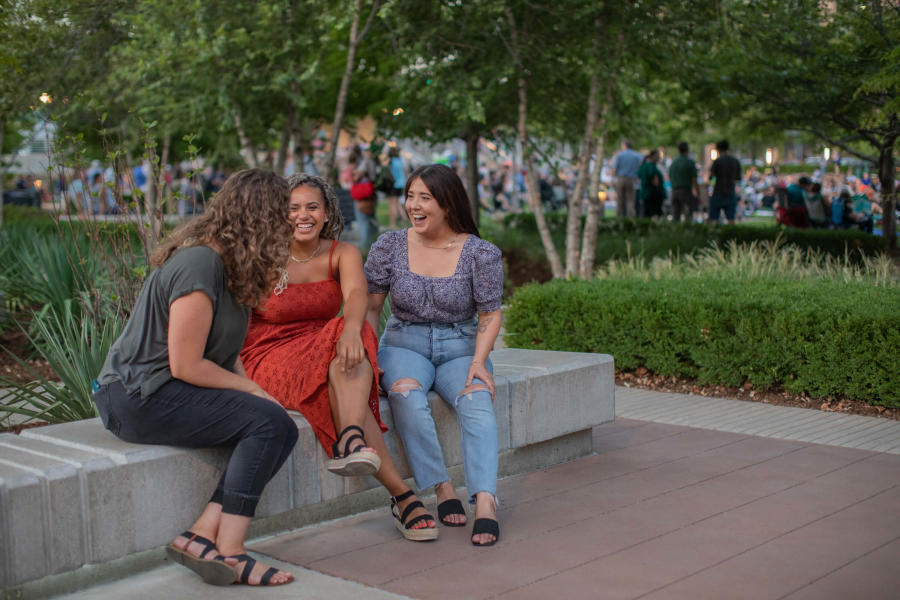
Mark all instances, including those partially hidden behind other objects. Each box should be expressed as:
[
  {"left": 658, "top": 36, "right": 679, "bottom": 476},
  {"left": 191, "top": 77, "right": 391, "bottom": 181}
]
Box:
[
  {"left": 0, "top": 118, "right": 5, "bottom": 229},
  {"left": 323, "top": 0, "right": 381, "bottom": 184},
  {"left": 233, "top": 107, "right": 259, "bottom": 168},
  {"left": 275, "top": 104, "right": 294, "bottom": 176},
  {"left": 565, "top": 69, "right": 600, "bottom": 276},
  {"left": 878, "top": 142, "right": 896, "bottom": 250},
  {"left": 505, "top": 2, "right": 563, "bottom": 278},
  {"left": 580, "top": 128, "right": 607, "bottom": 279},
  {"left": 518, "top": 76, "right": 564, "bottom": 278},
  {"left": 292, "top": 116, "right": 306, "bottom": 171},
  {"left": 465, "top": 132, "right": 480, "bottom": 227}
]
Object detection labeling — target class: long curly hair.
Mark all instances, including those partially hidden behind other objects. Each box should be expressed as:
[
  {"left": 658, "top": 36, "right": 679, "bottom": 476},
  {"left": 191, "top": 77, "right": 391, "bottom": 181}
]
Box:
[
  {"left": 150, "top": 168, "right": 292, "bottom": 308},
  {"left": 285, "top": 173, "right": 344, "bottom": 240}
]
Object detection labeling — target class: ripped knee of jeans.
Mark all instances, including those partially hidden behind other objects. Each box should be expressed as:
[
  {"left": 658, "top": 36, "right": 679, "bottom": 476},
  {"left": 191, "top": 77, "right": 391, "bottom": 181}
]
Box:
[
  {"left": 389, "top": 378, "right": 422, "bottom": 398},
  {"left": 456, "top": 383, "right": 489, "bottom": 402}
]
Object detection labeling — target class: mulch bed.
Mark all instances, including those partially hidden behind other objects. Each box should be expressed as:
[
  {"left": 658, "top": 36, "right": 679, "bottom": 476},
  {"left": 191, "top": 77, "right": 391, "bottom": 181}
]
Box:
[
  {"left": 1, "top": 327, "right": 57, "bottom": 384},
  {"left": 617, "top": 367, "right": 900, "bottom": 421}
]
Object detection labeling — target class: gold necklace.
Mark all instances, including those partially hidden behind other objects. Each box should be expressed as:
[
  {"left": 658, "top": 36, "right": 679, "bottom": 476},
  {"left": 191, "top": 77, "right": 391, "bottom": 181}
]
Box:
[
  {"left": 289, "top": 241, "right": 322, "bottom": 263},
  {"left": 417, "top": 232, "right": 458, "bottom": 250}
]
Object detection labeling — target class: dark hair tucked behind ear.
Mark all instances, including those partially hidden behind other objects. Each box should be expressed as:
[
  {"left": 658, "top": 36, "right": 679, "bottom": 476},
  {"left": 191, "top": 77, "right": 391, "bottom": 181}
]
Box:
[{"left": 405, "top": 164, "right": 479, "bottom": 236}]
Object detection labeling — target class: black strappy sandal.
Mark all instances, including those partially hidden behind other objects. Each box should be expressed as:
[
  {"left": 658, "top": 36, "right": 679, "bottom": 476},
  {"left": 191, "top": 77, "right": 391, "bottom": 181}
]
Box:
[
  {"left": 437, "top": 499, "right": 467, "bottom": 527},
  {"left": 391, "top": 490, "right": 439, "bottom": 541},
  {"left": 165, "top": 531, "right": 234, "bottom": 586},
  {"left": 471, "top": 518, "right": 500, "bottom": 547},
  {"left": 327, "top": 424, "right": 381, "bottom": 476},
  {"left": 225, "top": 553, "right": 293, "bottom": 586}
]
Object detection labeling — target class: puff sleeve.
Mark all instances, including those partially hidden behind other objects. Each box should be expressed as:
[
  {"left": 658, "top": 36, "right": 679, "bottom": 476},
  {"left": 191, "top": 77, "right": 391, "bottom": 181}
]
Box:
[
  {"left": 472, "top": 240, "right": 503, "bottom": 313},
  {"left": 364, "top": 231, "right": 396, "bottom": 294}
]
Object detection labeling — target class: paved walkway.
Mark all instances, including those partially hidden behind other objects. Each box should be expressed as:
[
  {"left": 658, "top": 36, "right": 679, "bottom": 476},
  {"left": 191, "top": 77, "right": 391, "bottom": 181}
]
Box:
[{"left": 48, "top": 387, "right": 900, "bottom": 600}]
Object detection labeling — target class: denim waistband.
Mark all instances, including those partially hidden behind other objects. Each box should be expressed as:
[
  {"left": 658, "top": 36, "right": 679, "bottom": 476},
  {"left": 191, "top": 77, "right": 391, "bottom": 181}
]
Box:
[{"left": 387, "top": 315, "right": 477, "bottom": 329}]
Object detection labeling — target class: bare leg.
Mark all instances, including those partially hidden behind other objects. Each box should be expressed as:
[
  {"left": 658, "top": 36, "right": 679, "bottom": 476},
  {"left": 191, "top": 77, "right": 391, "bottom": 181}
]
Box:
[
  {"left": 172, "top": 504, "right": 292, "bottom": 585},
  {"left": 217, "top": 513, "right": 292, "bottom": 585},
  {"left": 171, "top": 502, "right": 225, "bottom": 560},
  {"left": 328, "top": 357, "right": 375, "bottom": 454},
  {"left": 434, "top": 481, "right": 466, "bottom": 525},
  {"left": 472, "top": 491, "right": 498, "bottom": 545},
  {"left": 328, "top": 359, "right": 435, "bottom": 530}
]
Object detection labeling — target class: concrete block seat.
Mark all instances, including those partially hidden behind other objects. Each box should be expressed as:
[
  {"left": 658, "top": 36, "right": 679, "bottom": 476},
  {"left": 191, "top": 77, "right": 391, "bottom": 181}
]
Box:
[{"left": 0, "top": 349, "right": 613, "bottom": 590}]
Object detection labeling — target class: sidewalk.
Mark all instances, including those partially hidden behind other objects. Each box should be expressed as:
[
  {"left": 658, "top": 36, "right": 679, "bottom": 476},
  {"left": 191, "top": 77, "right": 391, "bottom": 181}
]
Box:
[{"left": 47, "top": 387, "right": 900, "bottom": 600}]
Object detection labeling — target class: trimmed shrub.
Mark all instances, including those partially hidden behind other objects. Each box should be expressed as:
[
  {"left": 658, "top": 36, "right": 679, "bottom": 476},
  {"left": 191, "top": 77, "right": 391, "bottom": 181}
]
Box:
[
  {"left": 505, "top": 245, "right": 900, "bottom": 406},
  {"left": 485, "top": 216, "right": 885, "bottom": 288}
]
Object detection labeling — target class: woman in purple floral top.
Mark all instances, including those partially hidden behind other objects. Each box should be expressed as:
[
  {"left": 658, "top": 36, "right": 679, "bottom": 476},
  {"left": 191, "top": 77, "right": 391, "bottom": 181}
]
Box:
[{"left": 365, "top": 164, "right": 503, "bottom": 546}]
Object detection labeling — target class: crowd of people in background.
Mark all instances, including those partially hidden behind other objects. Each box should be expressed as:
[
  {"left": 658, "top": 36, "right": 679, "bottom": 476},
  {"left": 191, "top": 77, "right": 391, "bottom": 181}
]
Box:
[{"left": 7, "top": 136, "right": 893, "bottom": 238}]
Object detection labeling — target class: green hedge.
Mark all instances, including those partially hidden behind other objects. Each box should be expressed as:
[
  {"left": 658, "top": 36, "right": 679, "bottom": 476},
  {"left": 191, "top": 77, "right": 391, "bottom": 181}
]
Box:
[
  {"left": 506, "top": 277, "right": 900, "bottom": 406},
  {"left": 494, "top": 214, "right": 885, "bottom": 260}
]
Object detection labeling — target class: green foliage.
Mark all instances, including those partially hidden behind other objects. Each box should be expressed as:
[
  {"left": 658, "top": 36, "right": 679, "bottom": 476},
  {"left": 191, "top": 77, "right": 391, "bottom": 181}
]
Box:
[
  {"left": 0, "top": 301, "right": 125, "bottom": 424},
  {"left": 506, "top": 243, "right": 900, "bottom": 406},
  {"left": 486, "top": 216, "right": 885, "bottom": 281}
]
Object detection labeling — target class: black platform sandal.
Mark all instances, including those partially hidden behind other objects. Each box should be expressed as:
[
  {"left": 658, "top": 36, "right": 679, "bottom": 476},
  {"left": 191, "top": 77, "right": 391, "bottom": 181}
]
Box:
[
  {"left": 471, "top": 518, "right": 500, "bottom": 547},
  {"left": 437, "top": 499, "right": 467, "bottom": 527},
  {"left": 165, "top": 531, "right": 234, "bottom": 586},
  {"left": 224, "top": 553, "right": 293, "bottom": 586},
  {"left": 327, "top": 424, "right": 381, "bottom": 476},
  {"left": 391, "top": 490, "right": 439, "bottom": 541}
]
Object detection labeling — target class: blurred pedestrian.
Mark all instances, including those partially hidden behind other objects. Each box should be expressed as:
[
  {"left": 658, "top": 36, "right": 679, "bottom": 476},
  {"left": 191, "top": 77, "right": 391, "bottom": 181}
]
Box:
[{"left": 611, "top": 139, "right": 642, "bottom": 218}]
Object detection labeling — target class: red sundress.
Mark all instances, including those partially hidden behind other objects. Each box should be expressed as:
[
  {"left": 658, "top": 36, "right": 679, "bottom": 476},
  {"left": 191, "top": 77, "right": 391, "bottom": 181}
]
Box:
[{"left": 240, "top": 241, "right": 386, "bottom": 456}]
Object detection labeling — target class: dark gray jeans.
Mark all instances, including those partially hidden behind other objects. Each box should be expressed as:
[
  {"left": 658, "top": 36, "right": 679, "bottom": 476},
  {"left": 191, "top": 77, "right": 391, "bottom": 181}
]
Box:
[{"left": 93, "top": 379, "right": 298, "bottom": 517}]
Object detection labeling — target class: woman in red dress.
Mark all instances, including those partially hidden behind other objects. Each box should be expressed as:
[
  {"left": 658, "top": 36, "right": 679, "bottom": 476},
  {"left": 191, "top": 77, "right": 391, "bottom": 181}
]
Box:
[{"left": 240, "top": 173, "right": 438, "bottom": 541}]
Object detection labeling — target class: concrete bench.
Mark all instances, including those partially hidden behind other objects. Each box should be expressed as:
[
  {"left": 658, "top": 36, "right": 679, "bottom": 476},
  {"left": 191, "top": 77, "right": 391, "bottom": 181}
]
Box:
[{"left": 0, "top": 348, "right": 614, "bottom": 592}]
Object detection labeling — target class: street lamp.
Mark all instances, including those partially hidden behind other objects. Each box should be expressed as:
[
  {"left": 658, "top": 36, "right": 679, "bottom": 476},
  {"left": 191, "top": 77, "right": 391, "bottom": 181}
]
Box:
[
  {"left": 823, "top": 147, "right": 831, "bottom": 161},
  {"left": 765, "top": 149, "right": 773, "bottom": 166},
  {"left": 39, "top": 93, "right": 52, "bottom": 104}
]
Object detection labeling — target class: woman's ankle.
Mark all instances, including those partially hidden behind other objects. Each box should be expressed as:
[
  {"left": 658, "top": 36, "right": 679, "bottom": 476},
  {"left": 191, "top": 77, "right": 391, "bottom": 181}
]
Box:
[{"left": 434, "top": 481, "right": 457, "bottom": 501}]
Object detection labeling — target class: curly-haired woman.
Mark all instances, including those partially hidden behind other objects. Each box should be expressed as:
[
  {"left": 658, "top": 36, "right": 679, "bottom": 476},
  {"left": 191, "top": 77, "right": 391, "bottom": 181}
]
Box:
[
  {"left": 240, "top": 174, "right": 439, "bottom": 542},
  {"left": 92, "top": 169, "right": 297, "bottom": 587}
]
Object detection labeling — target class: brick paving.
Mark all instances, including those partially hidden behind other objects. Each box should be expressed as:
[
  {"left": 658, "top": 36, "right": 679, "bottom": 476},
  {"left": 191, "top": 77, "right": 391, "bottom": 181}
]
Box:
[
  {"left": 50, "top": 388, "right": 900, "bottom": 599},
  {"left": 252, "top": 415, "right": 900, "bottom": 599}
]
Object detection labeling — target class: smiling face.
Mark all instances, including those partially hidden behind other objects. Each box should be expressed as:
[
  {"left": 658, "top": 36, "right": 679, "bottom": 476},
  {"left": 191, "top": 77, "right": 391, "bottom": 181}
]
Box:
[
  {"left": 405, "top": 177, "right": 451, "bottom": 238},
  {"left": 288, "top": 185, "right": 328, "bottom": 244}
]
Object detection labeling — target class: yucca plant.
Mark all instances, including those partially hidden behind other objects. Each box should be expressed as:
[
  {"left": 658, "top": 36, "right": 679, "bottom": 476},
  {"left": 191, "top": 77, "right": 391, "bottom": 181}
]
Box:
[
  {"left": 1, "top": 225, "right": 100, "bottom": 316},
  {"left": 0, "top": 300, "right": 125, "bottom": 425}
]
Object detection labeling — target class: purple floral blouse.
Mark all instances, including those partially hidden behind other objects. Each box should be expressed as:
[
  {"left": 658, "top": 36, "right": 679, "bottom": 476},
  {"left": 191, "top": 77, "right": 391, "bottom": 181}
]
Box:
[{"left": 365, "top": 230, "right": 503, "bottom": 324}]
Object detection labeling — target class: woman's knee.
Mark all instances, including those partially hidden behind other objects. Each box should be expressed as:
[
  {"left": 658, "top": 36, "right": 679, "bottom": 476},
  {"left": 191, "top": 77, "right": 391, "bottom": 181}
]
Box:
[
  {"left": 328, "top": 354, "right": 374, "bottom": 380},
  {"left": 389, "top": 377, "right": 423, "bottom": 397},
  {"left": 254, "top": 400, "right": 298, "bottom": 442},
  {"left": 387, "top": 378, "right": 429, "bottom": 414}
]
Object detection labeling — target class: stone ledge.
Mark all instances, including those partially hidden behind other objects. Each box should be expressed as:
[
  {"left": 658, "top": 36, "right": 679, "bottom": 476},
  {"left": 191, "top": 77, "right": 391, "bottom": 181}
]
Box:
[{"left": 0, "top": 348, "right": 613, "bottom": 590}]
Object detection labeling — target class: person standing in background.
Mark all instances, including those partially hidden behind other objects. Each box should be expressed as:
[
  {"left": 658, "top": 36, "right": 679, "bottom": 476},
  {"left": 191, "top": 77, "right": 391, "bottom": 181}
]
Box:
[
  {"left": 387, "top": 146, "right": 408, "bottom": 228},
  {"left": 708, "top": 139, "right": 742, "bottom": 225},
  {"left": 611, "top": 139, "right": 643, "bottom": 218},
  {"left": 668, "top": 142, "right": 700, "bottom": 222}
]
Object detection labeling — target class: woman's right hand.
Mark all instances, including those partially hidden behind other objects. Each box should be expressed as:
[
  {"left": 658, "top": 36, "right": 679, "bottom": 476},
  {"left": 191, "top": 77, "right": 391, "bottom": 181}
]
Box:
[{"left": 250, "top": 384, "right": 280, "bottom": 405}]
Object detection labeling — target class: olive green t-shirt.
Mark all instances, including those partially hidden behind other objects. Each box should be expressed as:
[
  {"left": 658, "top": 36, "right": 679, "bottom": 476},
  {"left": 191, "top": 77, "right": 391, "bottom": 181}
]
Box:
[
  {"left": 97, "top": 246, "right": 249, "bottom": 399},
  {"left": 668, "top": 155, "right": 697, "bottom": 190}
]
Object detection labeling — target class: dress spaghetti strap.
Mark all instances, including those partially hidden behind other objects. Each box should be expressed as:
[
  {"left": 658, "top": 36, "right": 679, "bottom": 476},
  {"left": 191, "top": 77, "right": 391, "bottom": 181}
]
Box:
[{"left": 328, "top": 240, "right": 339, "bottom": 280}]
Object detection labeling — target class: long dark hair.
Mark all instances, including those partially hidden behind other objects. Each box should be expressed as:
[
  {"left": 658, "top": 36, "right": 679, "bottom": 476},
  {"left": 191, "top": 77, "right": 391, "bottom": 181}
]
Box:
[{"left": 405, "top": 164, "right": 479, "bottom": 236}]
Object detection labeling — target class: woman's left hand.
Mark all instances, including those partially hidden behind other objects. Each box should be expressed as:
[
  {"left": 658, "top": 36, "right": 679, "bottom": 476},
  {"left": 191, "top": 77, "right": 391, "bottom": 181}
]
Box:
[
  {"left": 466, "top": 360, "right": 494, "bottom": 399},
  {"left": 335, "top": 330, "right": 365, "bottom": 372}
]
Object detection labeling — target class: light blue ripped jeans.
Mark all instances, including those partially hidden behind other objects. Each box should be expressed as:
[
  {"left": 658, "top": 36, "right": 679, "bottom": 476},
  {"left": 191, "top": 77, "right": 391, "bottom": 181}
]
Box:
[{"left": 378, "top": 315, "right": 498, "bottom": 503}]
